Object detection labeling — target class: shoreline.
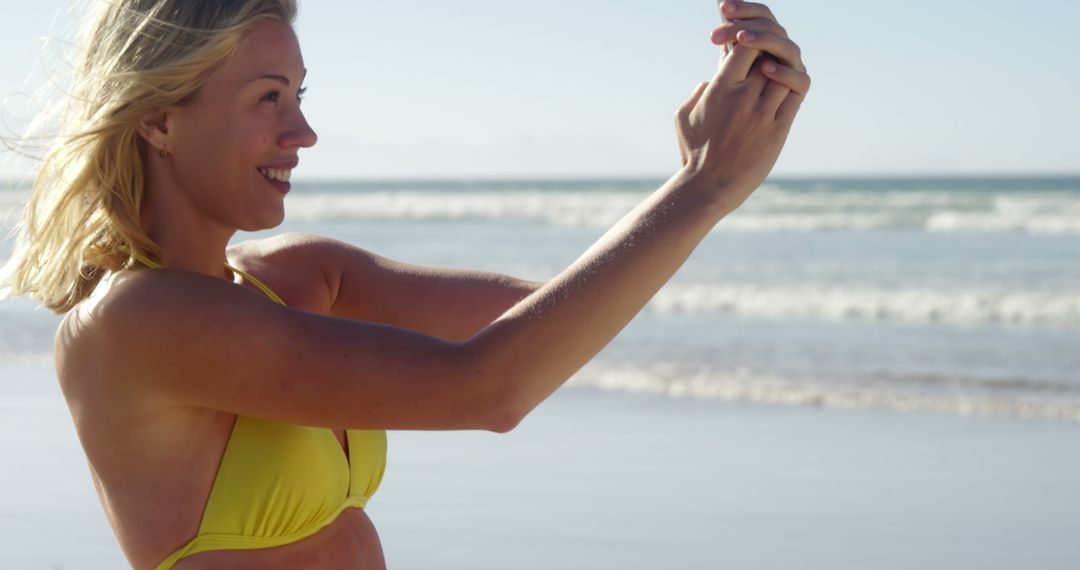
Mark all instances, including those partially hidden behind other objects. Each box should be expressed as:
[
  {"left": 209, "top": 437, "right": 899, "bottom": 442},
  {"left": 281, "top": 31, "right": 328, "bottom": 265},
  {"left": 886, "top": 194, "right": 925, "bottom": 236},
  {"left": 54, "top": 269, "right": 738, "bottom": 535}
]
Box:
[
  {"left": 2, "top": 364, "right": 1079, "bottom": 569},
  {"left": 373, "top": 386, "right": 1080, "bottom": 569}
]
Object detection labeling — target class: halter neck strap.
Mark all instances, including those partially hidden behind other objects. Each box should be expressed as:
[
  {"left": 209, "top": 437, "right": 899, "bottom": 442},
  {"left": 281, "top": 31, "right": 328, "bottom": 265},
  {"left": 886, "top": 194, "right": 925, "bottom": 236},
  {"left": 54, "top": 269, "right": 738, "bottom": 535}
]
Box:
[{"left": 126, "top": 248, "right": 287, "bottom": 306}]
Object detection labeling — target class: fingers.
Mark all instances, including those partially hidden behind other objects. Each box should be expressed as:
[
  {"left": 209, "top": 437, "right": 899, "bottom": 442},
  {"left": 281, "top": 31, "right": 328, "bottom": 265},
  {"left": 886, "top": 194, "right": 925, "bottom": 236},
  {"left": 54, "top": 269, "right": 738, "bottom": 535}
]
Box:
[
  {"left": 716, "top": 43, "right": 761, "bottom": 83},
  {"left": 712, "top": 25, "right": 804, "bottom": 74},
  {"left": 761, "top": 60, "right": 811, "bottom": 98},
  {"left": 742, "top": 56, "right": 772, "bottom": 96},
  {"left": 708, "top": 1, "right": 809, "bottom": 123},
  {"left": 776, "top": 90, "right": 805, "bottom": 128},
  {"left": 710, "top": 17, "right": 787, "bottom": 44},
  {"left": 737, "top": 29, "right": 804, "bottom": 73},
  {"left": 756, "top": 60, "right": 810, "bottom": 119},
  {"left": 721, "top": 1, "right": 779, "bottom": 26}
]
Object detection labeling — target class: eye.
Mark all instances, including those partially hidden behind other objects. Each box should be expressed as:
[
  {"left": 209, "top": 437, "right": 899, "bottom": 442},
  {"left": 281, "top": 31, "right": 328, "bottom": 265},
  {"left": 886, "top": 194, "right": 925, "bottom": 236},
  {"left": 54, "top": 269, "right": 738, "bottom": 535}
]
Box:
[{"left": 261, "top": 86, "right": 307, "bottom": 105}]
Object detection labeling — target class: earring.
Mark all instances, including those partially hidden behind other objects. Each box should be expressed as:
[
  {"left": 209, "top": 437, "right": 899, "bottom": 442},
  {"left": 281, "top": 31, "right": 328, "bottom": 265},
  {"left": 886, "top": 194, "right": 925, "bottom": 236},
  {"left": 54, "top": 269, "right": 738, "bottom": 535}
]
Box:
[{"left": 158, "top": 146, "right": 170, "bottom": 158}]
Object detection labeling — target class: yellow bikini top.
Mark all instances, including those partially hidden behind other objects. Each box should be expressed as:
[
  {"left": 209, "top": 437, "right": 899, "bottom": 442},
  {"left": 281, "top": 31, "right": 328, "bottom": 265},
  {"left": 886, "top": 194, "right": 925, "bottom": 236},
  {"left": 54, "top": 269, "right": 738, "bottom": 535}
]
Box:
[{"left": 126, "top": 252, "right": 388, "bottom": 570}]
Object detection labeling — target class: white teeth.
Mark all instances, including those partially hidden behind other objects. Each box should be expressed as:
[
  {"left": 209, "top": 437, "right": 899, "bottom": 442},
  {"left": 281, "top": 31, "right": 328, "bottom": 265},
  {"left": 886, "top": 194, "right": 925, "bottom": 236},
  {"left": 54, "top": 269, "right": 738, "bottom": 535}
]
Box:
[{"left": 258, "top": 168, "right": 292, "bottom": 182}]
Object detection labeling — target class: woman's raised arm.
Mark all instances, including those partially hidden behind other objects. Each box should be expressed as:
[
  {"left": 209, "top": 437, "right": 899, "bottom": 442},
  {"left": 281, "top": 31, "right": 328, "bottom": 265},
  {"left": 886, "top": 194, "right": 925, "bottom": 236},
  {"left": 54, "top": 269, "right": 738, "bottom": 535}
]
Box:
[
  {"left": 70, "top": 2, "right": 808, "bottom": 435},
  {"left": 466, "top": 2, "right": 810, "bottom": 428}
]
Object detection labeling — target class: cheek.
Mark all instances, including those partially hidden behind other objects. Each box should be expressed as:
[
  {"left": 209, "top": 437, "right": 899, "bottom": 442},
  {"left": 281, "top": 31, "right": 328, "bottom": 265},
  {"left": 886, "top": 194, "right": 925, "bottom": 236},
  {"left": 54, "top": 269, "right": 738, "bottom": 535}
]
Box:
[
  {"left": 178, "top": 123, "right": 265, "bottom": 186},
  {"left": 171, "top": 104, "right": 280, "bottom": 198},
  {"left": 227, "top": 121, "right": 276, "bottom": 170}
]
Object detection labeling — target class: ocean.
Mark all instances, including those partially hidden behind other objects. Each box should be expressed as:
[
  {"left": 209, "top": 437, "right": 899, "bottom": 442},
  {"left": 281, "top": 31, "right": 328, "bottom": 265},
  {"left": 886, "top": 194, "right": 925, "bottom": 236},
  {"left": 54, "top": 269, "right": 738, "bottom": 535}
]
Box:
[
  {"left": 3, "top": 175, "right": 1080, "bottom": 569},
  {"left": 2, "top": 176, "right": 1079, "bottom": 422}
]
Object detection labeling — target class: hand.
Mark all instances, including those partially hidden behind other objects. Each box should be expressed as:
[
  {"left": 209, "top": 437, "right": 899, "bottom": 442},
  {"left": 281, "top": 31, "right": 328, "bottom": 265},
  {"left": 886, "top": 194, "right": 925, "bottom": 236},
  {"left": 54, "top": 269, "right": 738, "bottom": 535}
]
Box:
[{"left": 674, "top": 1, "right": 810, "bottom": 214}]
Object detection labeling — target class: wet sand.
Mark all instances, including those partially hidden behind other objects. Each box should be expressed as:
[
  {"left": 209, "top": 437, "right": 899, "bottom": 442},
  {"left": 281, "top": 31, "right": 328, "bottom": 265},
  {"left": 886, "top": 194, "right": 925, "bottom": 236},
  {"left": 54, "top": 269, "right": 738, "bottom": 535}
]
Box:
[{"left": 2, "top": 362, "right": 1078, "bottom": 569}]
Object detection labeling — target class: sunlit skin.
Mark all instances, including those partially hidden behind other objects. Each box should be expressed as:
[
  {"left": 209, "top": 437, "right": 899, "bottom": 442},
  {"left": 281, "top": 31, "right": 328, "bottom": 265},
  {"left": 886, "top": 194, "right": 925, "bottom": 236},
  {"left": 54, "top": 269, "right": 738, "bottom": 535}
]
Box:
[
  {"left": 53, "top": 1, "right": 808, "bottom": 568},
  {"left": 65, "top": 21, "right": 398, "bottom": 570},
  {"left": 137, "top": 20, "right": 316, "bottom": 281}
]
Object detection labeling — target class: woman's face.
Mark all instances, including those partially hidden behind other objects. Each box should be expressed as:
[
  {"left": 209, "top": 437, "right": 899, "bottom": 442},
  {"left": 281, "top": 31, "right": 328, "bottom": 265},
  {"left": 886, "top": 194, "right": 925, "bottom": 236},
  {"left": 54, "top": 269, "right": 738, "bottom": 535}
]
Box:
[{"left": 164, "top": 20, "right": 317, "bottom": 231}]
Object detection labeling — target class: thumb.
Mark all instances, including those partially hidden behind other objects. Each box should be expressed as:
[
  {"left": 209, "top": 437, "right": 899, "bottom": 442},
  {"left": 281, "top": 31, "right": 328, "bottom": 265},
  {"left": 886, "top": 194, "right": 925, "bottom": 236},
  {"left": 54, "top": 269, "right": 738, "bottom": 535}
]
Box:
[
  {"left": 681, "top": 82, "right": 709, "bottom": 114},
  {"left": 676, "top": 81, "right": 709, "bottom": 133},
  {"left": 676, "top": 82, "right": 709, "bottom": 166}
]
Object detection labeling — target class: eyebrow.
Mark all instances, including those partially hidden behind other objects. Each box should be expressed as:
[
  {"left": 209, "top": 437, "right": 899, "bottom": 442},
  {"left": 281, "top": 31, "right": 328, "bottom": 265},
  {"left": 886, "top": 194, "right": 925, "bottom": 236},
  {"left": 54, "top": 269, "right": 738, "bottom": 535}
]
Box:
[{"left": 248, "top": 68, "right": 308, "bottom": 86}]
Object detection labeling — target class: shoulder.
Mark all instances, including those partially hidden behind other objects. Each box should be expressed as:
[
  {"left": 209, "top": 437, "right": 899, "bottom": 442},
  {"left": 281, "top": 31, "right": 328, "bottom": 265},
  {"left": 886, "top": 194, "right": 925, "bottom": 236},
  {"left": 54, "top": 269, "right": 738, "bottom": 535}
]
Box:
[
  {"left": 53, "top": 268, "right": 242, "bottom": 408},
  {"left": 227, "top": 231, "right": 335, "bottom": 261},
  {"left": 56, "top": 263, "right": 293, "bottom": 409},
  {"left": 227, "top": 231, "right": 373, "bottom": 263},
  {"left": 59, "top": 261, "right": 294, "bottom": 355},
  {"left": 227, "top": 232, "right": 376, "bottom": 314},
  {"left": 228, "top": 231, "right": 380, "bottom": 274},
  {"left": 58, "top": 267, "right": 270, "bottom": 361}
]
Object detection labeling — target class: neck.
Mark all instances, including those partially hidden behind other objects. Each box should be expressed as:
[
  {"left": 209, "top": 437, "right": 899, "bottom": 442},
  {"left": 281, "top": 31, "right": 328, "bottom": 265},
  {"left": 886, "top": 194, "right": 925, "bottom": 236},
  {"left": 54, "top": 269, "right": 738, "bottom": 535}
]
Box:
[{"left": 140, "top": 176, "right": 237, "bottom": 282}]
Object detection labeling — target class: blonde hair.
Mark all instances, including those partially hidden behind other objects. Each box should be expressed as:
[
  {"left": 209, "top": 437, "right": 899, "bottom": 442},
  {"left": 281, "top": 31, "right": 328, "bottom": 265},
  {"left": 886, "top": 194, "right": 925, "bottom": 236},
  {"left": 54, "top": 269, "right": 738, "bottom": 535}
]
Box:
[{"left": 0, "top": 0, "right": 298, "bottom": 314}]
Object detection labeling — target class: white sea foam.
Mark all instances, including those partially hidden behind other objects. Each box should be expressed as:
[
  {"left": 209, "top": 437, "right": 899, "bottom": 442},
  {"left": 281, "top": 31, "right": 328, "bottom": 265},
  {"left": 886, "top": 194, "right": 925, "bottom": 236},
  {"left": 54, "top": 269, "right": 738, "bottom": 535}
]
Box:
[
  {"left": 569, "top": 363, "right": 1080, "bottom": 422},
  {"left": 648, "top": 284, "right": 1080, "bottom": 326},
  {"left": 4, "top": 181, "right": 1076, "bottom": 234},
  {"left": 279, "top": 187, "right": 1080, "bottom": 234},
  {"left": 0, "top": 352, "right": 53, "bottom": 365},
  {"left": 283, "top": 190, "right": 642, "bottom": 227},
  {"left": 925, "top": 212, "right": 1080, "bottom": 234}
]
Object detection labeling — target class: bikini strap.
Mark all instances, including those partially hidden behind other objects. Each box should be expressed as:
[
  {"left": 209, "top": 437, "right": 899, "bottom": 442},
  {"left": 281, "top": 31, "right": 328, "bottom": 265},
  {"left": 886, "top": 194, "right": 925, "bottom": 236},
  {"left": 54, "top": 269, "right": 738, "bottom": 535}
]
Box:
[
  {"left": 128, "top": 249, "right": 162, "bottom": 269},
  {"left": 224, "top": 262, "right": 287, "bottom": 306},
  {"left": 125, "top": 248, "right": 287, "bottom": 306}
]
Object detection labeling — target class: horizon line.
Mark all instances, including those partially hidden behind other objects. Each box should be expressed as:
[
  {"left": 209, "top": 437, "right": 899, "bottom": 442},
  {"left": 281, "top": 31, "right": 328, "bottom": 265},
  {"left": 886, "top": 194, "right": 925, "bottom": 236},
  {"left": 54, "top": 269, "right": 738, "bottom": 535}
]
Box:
[{"left": 3, "top": 172, "right": 1080, "bottom": 187}]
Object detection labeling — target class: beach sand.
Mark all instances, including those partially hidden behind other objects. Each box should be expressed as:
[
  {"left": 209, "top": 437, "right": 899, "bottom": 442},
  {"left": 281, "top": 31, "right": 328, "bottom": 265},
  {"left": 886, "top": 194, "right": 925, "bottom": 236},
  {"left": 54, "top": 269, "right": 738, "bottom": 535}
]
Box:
[{"left": 2, "top": 361, "right": 1078, "bottom": 569}]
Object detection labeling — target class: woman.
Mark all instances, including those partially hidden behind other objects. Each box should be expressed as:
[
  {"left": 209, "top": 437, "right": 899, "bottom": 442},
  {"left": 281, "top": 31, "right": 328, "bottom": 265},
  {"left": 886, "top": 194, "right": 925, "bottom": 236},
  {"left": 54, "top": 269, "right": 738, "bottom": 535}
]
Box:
[{"left": 0, "top": 0, "right": 808, "bottom": 568}]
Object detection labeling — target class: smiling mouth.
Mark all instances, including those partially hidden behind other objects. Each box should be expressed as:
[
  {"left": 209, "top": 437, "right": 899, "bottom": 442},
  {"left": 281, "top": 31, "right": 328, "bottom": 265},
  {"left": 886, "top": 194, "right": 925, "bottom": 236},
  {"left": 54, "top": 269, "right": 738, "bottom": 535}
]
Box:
[{"left": 258, "top": 167, "right": 292, "bottom": 182}]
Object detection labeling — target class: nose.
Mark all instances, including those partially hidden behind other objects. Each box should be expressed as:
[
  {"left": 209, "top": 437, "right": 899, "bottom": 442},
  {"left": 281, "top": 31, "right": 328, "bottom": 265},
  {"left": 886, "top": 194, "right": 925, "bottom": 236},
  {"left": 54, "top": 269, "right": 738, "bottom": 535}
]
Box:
[{"left": 281, "top": 109, "right": 318, "bottom": 149}]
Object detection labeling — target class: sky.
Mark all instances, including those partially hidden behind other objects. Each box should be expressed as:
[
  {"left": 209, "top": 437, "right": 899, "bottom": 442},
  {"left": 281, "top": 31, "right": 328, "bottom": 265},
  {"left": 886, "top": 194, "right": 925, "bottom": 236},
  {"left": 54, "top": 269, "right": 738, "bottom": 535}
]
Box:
[{"left": 1, "top": 0, "right": 1078, "bottom": 180}]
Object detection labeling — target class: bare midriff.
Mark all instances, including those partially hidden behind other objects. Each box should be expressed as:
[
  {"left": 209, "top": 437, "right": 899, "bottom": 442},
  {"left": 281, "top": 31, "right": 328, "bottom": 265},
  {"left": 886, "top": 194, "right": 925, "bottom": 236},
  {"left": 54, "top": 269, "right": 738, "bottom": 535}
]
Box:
[{"left": 170, "top": 508, "right": 385, "bottom": 569}]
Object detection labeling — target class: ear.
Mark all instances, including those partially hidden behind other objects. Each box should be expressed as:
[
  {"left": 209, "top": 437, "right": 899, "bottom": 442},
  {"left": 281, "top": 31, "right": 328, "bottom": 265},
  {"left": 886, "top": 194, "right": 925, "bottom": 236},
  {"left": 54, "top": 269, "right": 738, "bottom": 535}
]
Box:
[{"left": 136, "top": 108, "right": 172, "bottom": 155}]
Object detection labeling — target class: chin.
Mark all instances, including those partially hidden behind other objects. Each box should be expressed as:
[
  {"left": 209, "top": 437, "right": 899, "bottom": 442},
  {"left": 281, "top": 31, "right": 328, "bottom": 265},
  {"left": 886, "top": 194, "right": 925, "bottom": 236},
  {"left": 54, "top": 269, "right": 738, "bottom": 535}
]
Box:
[{"left": 239, "top": 209, "right": 286, "bottom": 232}]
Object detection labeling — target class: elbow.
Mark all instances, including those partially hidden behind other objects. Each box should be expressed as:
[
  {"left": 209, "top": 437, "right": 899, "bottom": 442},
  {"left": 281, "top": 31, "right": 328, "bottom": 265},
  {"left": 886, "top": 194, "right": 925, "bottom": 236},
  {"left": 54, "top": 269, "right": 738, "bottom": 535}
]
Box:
[
  {"left": 485, "top": 366, "right": 538, "bottom": 432},
  {"left": 481, "top": 378, "right": 526, "bottom": 433},
  {"left": 487, "top": 404, "right": 524, "bottom": 434},
  {"left": 461, "top": 341, "right": 526, "bottom": 434}
]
